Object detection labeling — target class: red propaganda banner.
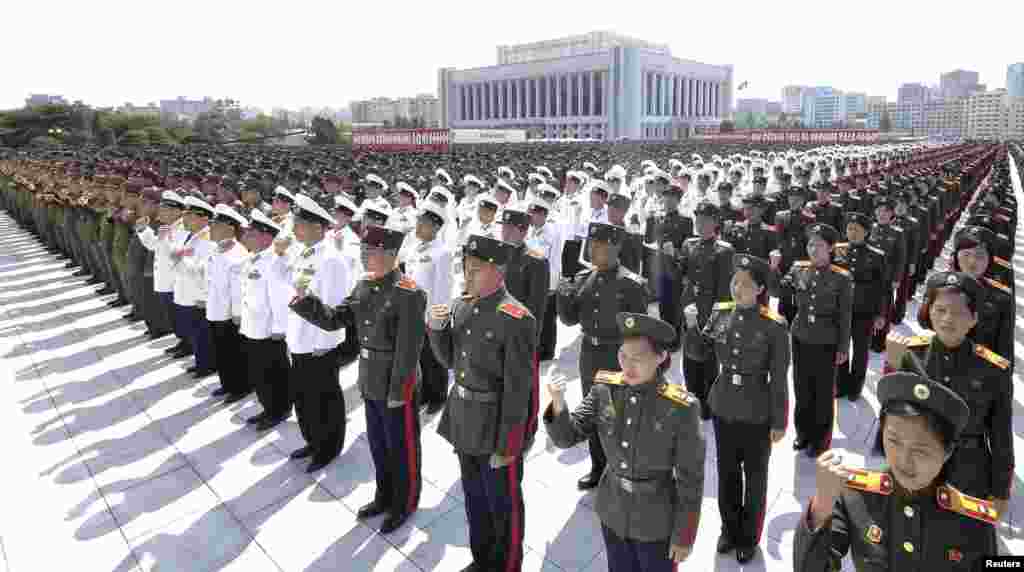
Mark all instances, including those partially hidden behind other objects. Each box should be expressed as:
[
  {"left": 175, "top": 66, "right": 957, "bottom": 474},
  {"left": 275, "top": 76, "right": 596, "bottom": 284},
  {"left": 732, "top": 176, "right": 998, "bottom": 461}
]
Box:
[
  {"left": 352, "top": 128, "right": 450, "bottom": 152},
  {"left": 695, "top": 129, "right": 881, "bottom": 144}
]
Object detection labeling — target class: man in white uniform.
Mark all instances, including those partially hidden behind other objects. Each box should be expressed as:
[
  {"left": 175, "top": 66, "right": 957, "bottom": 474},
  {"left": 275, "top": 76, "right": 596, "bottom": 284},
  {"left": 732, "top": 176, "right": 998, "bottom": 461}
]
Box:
[
  {"left": 205, "top": 204, "right": 250, "bottom": 400},
  {"left": 174, "top": 196, "right": 216, "bottom": 377}
]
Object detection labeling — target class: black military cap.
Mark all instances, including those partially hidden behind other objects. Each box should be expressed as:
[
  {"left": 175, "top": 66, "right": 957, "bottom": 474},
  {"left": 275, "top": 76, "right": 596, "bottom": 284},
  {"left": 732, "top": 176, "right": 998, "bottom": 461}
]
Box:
[
  {"left": 616, "top": 312, "right": 676, "bottom": 345},
  {"left": 845, "top": 212, "right": 873, "bottom": 231},
  {"left": 678, "top": 172, "right": 693, "bottom": 181},
  {"left": 464, "top": 234, "right": 512, "bottom": 265},
  {"left": 741, "top": 195, "right": 767, "bottom": 207},
  {"left": 925, "top": 271, "right": 981, "bottom": 306},
  {"left": 497, "top": 208, "right": 530, "bottom": 228},
  {"left": 733, "top": 253, "right": 770, "bottom": 276},
  {"left": 588, "top": 222, "right": 625, "bottom": 244},
  {"left": 806, "top": 222, "right": 839, "bottom": 245},
  {"left": 361, "top": 225, "right": 405, "bottom": 251},
  {"left": 607, "top": 193, "right": 630, "bottom": 208},
  {"left": 786, "top": 185, "right": 810, "bottom": 199},
  {"left": 694, "top": 201, "right": 720, "bottom": 218},
  {"left": 874, "top": 195, "right": 895, "bottom": 210},
  {"left": 877, "top": 372, "right": 969, "bottom": 438},
  {"left": 813, "top": 181, "right": 833, "bottom": 192},
  {"left": 954, "top": 226, "right": 995, "bottom": 250},
  {"left": 717, "top": 182, "right": 734, "bottom": 194},
  {"left": 780, "top": 173, "right": 793, "bottom": 183}
]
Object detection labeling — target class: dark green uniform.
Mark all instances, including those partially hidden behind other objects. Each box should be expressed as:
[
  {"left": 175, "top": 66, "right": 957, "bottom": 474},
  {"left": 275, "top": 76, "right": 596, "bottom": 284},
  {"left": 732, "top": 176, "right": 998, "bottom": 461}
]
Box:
[
  {"left": 833, "top": 238, "right": 887, "bottom": 400},
  {"left": 503, "top": 243, "right": 550, "bottom": 338}
]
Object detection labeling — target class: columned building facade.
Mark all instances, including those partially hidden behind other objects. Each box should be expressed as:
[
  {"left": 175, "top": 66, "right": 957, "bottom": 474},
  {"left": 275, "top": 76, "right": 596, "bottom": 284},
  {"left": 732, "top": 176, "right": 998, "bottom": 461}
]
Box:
[{"left": 438, "top": 39, "right": 732, "bottom": 141}]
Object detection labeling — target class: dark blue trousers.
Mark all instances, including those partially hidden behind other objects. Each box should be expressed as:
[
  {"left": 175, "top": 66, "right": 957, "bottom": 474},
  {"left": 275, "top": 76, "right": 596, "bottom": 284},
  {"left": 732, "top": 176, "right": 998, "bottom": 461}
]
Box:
[
  {"left": 364, "top": 394, "right": 422, "bottom": 518},
  {"left": 601, "top": 523, "right": 674, "bottom": 572},
  {"left": 180, "top": 305, "right": 215, "bottom": 370},
  {"left": 169, "top": 299, "right": 192, "bottom": 350},
  {"left": 458, "top": 453, "right": 526, "bottom": 572}
]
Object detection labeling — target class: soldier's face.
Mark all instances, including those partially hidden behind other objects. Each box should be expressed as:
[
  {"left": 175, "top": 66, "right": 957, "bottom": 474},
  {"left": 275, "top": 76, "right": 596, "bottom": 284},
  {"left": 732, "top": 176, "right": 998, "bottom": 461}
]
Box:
[
  {"left": 742, "top": 205, "right": 763, "bottom": 221},
  {"left": 271, "top": 198, "right": 290, "bottom": 215},
  {"left": 463, "top": 255, "right": 500, "bottom": 297},
  {"left": 188, "top": 213, "right": 209, "bottom": 232},
  {"left": 695, "top": 216, "right": 717, "bottom": 239},
  {"left": 589, "top": 240, "right": 617, "bottom": 268},
  {"left": 590, "top": 191, "right": 605, "bottom": 209},
  {"left": 875, "top": 206, "right": 894, "bottom": 225},
  {"left": 882, "top": 414, "right": 950, "bottom": 493},
  {"left": 160, "top": 206, "right": 181, "bottom": 224},
  {"left": 956, "top": 245, "right": 990, "bottom": 278},
  {"left": 529, "top": 209, "right": 547, "bottom": 227},
  {"left": 730, "top": 270, "right": 763, "bottom": 307},
  {"left": 210, "top": 221, "right": 233, "bottom": 242},
  {"left": 246, "top": 229, "right": 274, "bottom": 251},
  {"left": 846, "top": 223, "right": 867, "bottom": 244},
  {"left": 617, "top": 337, "right": 666, "bottom": 386},
  {"left": 415, "top": 217, "right": 437, "bottom": 241},
  {"left": 806, "top": 237, "right": 831, "bottom": 266},
  {"left": 362, "top": 247, "right": 396, "bottom": 275},
  {"left": 478, "top": 205, "right": 496, "bottom": 224},
  {"left": 607, "top": 205, "right": 627, "bottom": 225}
]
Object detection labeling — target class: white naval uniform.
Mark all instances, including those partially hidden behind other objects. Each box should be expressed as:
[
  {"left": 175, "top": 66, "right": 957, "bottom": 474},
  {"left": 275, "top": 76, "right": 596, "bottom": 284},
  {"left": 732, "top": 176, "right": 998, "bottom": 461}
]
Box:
[
  {"left": 402, "top": 237, "right": 454, "bottom": 320},
  {"left": 390, "top": 205, "right": 418, "bottom": 235},
  {"left": 238, "top": 249, "right": 293, "bottom": 340},
  {"left": 137, "top": 219, "right": 189, "bottom": 294},
  {"left": 526, "top": 222, "right": 564, "bottom": 291},
  {"left": 172, "top": 226, "right": 214, "bottom": 307},
  {"left": 285, "top": 240, "right": 352, "bottom": 354},
  {"left": 205, "top": 240, "right": 249, "bottom": 322}
]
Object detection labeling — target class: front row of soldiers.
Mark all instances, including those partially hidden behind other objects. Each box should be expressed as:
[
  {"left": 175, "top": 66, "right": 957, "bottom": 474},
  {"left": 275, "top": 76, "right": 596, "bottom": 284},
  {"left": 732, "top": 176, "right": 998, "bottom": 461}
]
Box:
[{"left": 0, "top": 141, "right": 1017, "bottom": 571}]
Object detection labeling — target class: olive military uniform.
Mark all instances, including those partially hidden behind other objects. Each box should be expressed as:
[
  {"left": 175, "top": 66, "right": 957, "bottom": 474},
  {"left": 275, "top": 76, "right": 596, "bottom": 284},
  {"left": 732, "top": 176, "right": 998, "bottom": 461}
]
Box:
[{"left": 644, "top": 198, "right": 693, "bottom": 344}]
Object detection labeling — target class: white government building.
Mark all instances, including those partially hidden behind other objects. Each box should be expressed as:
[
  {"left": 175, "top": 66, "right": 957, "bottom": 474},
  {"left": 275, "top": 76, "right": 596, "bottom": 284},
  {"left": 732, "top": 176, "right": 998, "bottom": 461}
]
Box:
[{"left": 437, "top": 31, "right": 733, "bottom": 141}]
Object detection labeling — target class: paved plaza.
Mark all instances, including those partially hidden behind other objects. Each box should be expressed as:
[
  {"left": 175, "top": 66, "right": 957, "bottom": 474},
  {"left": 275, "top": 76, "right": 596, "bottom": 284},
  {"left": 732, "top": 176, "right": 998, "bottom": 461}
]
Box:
[{"left": 0, "top": 163, "right": 1022, "bottom": 571}]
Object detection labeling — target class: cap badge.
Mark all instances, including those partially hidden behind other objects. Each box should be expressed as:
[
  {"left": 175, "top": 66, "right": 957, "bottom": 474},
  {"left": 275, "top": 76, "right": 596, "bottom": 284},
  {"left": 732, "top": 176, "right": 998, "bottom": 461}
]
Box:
[
  {"left": 913, "top": 384, "right": 930, "bottom": 400},
  {"left": 865, "top": 524, "right": 883, "bottom": 544},
  {"left": 946, "top": 274, "right": 958, "bottom": 286},
  {"left": 740, "top": 256, "right": 749, "bottom": 266},
  {"left": 469, "top": 240, "right": 477, "bottom": 251},
  {"left": 624, "top": 317, "right": 636, "bottom": 329}
]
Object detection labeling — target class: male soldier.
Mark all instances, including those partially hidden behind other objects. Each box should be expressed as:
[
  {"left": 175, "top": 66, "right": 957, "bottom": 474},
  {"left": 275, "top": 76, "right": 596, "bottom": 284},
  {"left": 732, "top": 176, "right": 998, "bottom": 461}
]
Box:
[
  {"left": 526, "top": 196, "right": 565, "bottom": 361},
  {"left": 771, "top": 186, "right": 816, "bottom": 325},
  {"left": 498, "top": 207, "right": 550, "bottom": 338},
  {"left": 205, "top": 204, "right": 250, "bottom": 401},
  {"left": 283, "top": 194, "right": 353, "bottom": 473},
  {"left": 174, "top": 196, "right": 217, "bottom": 378},
  {"left": 130, "top": 188, "right": 171, "bottom": 337},
  {"left": 724, "top": 195, "right": 779, "bottom": 261},
  {"left": 238, "top": 210, "right": 293, "bottom": 431},
  {"left": 98, "top": 183, "right": 127, "bottom": 304},
  {"left": 605, "top": 190, "right": 644, "bottom": 274},
  {"left": 644, "top": 182, "right": 693, "bottom": 348},
  {"left": 867, "top": 195, "right": 906, "bottom": 353},
  {"left": 428, "top": 234, "right": 538, "bottom": 572},
  {"left": 329, "top": 193, "right": 361, "bottom": 367},
  {"left": 807, "top": 181, "right": 843, "bottom": 231},
  {"left": 556, "top": 221, "right": 648, "bottom": 490},
  {"left": 291, "top": 225, "right": 425, "bottom": 534},
  {"left": 113, "top": 182, "right": 141, "bottom": 311},
  {"left": 833, "top": 212, "right": 887, "bottom": 402},
  {"left": 890, "top": 189, "right": 921, "bottom": 323},
  {"left": 715, "top": 182, "right": 744, "bottom": 226},
  {"left": 401, "top": 201, "right": 454, "bottom": 414},
  {"left": 140, "top": 191, "right": 192, "bottom": 353},
  {"left": 678, "top": 201, "right": 736, "bottom": 420}
]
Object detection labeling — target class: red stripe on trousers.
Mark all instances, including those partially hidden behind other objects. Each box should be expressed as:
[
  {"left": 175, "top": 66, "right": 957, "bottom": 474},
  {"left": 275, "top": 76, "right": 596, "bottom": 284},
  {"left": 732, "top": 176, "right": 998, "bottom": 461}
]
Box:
[
  {"left": 505, "top": 460, "right": 522, "bottom": 572},
  {"left": 402, "top": 373, "right": 419, "bottom": 515}
]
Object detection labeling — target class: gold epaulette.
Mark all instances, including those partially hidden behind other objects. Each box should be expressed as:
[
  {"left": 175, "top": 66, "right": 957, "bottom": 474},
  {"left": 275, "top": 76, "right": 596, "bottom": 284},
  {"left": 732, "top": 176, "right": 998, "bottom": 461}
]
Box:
[
  {"left": 658, "top": 382, "right": 694, "bottom": 407},
  {"left": 760, "top": 306, "right": 786, "bottom": 325},
  {"left": 396, "top": 275, "right": 418, "bottom": 291},
  {"left": 904, "top": 333, "right": 933, "bottom": 348},
  {"left": 594, "top": 370, "right": 624, "bottom": 386},
  {"left": 830, "top": 264, "right": 851, "bottom": 277},
  {"left": 844, "top": 468, "right": 893, "bottom": 495},
  {"left": 936, "top": 485, "right": 998, "bottom": 524},
  {"left": 526, "top": 248, "right": 546, "bottom": 259},
  {"left": 713, "top": 301, "right": 736, "bottom": 311},
  {"left": 984, "top": 277, "right": 1011, "bottom": 295},
  {"left": 197, "top": 228, "right": 210, "bottom": 240},
  {"left": 974, "top": 344, "right": 1009, "bottom": 370},
  {"left": 498, "top": 302, "right": 527, "bottom": 319},
  {"left": 794, "top": 261, "right": 811, "bottom": 268}
]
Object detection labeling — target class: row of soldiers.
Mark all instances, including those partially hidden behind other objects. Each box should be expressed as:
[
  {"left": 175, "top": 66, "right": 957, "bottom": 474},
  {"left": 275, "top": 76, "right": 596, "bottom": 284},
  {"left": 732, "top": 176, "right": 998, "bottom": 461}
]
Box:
[{"left": 0, "top": 139, "right": 1016, "bottom": 570}]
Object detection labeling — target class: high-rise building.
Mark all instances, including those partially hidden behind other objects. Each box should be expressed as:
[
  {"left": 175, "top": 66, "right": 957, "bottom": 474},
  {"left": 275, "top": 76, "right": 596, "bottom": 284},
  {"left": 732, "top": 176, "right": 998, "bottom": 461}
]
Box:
[
  {"left": 159, "top": 96, "right": 214, "bottom": 117},
  {"left": 348, "top": 94, "right": 441, "bottom": 127},
  {"left": 736, "top": 98, "right": 770, "bottom": 114},
  {"left": 25, "top": 94, "right": 67, "bottom": 107},
  {"left": 782, "top": 85, "right": 806, "bottom": 114},
  {"left": 940, "top": 70, "right": 982, "bottom": 99},
  {"left": 897, "top": 83, "right": 929, "bottom": 106},
  {"left": 1007, "top": 63, "right": 1024, "bottom": 98},
  {"left": 964, "top": 89, "right": 1008, "bottom": 140}
]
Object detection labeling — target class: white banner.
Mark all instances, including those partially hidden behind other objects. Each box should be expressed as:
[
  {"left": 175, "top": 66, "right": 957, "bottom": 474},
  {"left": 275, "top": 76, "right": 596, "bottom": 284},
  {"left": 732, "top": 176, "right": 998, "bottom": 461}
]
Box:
[{"left": 451, "top": 129, "right": 527, "bottom": 144}]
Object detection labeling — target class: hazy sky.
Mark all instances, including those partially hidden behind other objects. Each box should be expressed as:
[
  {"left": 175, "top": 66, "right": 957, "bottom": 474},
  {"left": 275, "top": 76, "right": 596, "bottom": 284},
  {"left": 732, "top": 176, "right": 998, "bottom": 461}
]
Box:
[{"left": 4, "top": 0, "right": 1020, "bottom": 111}]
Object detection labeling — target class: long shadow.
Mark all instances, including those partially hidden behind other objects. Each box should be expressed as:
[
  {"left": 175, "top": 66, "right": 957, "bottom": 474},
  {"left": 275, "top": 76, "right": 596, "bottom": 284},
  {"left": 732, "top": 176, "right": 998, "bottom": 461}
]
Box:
[
  {"left": 0, "top": 282, "right": 99, "bottom": 308},
  {"left": 0, "top": 274, "right": 100, "bottom": 294}
]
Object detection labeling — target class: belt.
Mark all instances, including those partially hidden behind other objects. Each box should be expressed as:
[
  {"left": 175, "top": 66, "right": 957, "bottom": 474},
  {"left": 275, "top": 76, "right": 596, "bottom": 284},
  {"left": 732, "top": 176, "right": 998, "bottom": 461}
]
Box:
[
  {"left": 583, "top": 335, "right": 621, "bottom": 347},
  {"left": 451, "top": 384, "right": 500, "bottom": 403},
  {"left": 611, "top": 473, "right": 672, "bottom": 494},
  {"left": 359, "top": 347, "right": 394, "bottom": 359},
  {"left": 959, "top": 435, "right": 986, "bottom": 449},
  {"left": 718, "top": 372, "right": 767, "bottom": 387}
]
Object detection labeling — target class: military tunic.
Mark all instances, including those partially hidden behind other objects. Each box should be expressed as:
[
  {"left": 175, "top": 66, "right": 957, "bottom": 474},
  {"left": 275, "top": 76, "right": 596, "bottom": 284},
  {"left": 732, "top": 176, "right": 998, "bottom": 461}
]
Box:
[
  {"left": 972, "top": 278, "right": 1013, "bottom": 370},
  {"left": 723, "top": 220, "right": 780, "bottom": 261},
  {"left": 643, "top": 210, "right": 693, "bottom": 336},
  {"left": 833, "top": 241, "right": 887, "bottom": 399},
  {"left": 503, "top": 244, "right": 550, "bottom": 342}
]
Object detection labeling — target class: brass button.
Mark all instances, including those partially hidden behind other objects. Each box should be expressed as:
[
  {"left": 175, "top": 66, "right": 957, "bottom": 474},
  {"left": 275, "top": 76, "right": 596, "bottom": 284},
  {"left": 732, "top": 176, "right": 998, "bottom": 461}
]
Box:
[
  {"left": 461, "top": 351, "right": 467, "bottom": 357},
  {"left": 904, "top": 506, "right": 915, "bottom": 518},
  {"left": 459, "top": 372, "right": 465, "bottom": 379},
  {"left": 473, "top": 308, "right": 479, "bottom": 314},
  {"left": 466, "top": 329, "right": 471, "bottom": 335},
  {"left": 622, "top": 441, "right": 629, "bottom": 448},
  {"left": 626, "top": 418, "right": 632, "bottom": 425},
  {"left": 619, "top": 461, "right": 627, "bottom": 469},
  {"left": 903, "top": 541, "right": 914, "bottom": 553},
  {"left": 364, "top": 320, "right": 370, "bottom": 325},
  {"left": 630, "top": 396, "right": 637, "bottom": 404},
  {"left": 732, "top": 348, "right": 739, "bottom": 355}
]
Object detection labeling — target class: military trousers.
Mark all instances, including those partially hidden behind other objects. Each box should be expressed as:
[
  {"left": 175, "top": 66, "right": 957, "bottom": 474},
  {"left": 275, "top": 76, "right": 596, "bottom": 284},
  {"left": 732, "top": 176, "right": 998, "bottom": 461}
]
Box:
[
  {"left": 365, "top": 396, "right": 422, "bottom": 518},
  {"left": 869, "top": 294, "right": 893, "bottom": 354},
  {"left": 778, "top": 294, "right": 798, "bottom": 327},
  {"left": 180, "top": 305, "right": 216, "bottom": 371},
  {"left": 209, "top": 320, "right": 249, "bottom": 396},
  {"left": 791, "top": 337, "right": 837, "bottom": 450},
  {"left": 161, "top": 293, "right": 191, "bottom": 351},
  {"left": 837, "top": 313, "right": 876, "bottom": 400},
  {"left": 458, "top": 452, "right": 526, "bottom": 572},
  {"left": 242, "top": 336, "right": 292, "bottom": 421},
  {"left": 713, "top": 417, "right": 771, "bottom": 549},
  {"left": 683, "top": 354, "right": 717, "bottom": 420},
  {"left": 538, "top": 292, "right": 557, "bottom": 361},
  {"left": 601, "top": 523, "right": 673, "bottom": 572},
  {"left": 418, "top": 331, "right": 448, "bottom": 406},
  {"left": 290, "top": 349, "right": 345, "bottom": 464}
]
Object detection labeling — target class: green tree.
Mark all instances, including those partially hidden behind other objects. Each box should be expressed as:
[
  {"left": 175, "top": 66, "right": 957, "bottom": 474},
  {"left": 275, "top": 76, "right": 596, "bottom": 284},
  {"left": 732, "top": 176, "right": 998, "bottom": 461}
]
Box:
[
  {"left": 103, "top": 113, "right": 161, "bottom": 139},
  {"left": 119, "top": 129, "right": 148, "bottom": 145},
  {"left": 308, "top": 115, "right": 339, "bottom": 145},
  {"left": 145, "top": 126, "right": 173, "bottom": 145}
]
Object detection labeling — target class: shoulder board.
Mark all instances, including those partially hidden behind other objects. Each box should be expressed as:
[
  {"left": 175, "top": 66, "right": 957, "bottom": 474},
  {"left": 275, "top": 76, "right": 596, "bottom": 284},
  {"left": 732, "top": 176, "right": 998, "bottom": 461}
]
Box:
[
  {"left": 906, "top": 333, "right": 934, "bottom": 348},
  {"left": 526, "top": 248, "right": 546, "bottom": 260},
  {"left": 396, "top": 275, "right": 418, "bottom": 291},
  {"left": 830, "top": 264, "right": 851, "bottom": 278},
  {"left": 716, "top": 239, "right": 731, "bottom": 248},
  {"left": 974, "top": 344, "right": 1009, "bottom": 370},
  {"left": 843, "top": 468, "right": 894, "bottom": 496},
  {"left": 936, "top": 485, "right": 997, "bottom": 524},
  {"left": 867, "top": 244, "right": 885, "bottom": 257},
  {"left": 658, "top": 383, "right": 695, "bottom": 407},
  {"left": 794, "top": 261, "right": 811, "bottom": 268},
  {"left": 992, "top": 256, "right": 1011, "bottom": 269},
  {"left": 984, "top": 277, "right": 1011, "bottom": 295},
  {"left": 498, "top": 302, "right": 527, "bottom": 319},
  {"left": 197, "top": 228, "right": 210, "bottom": 240},
  {"left": 761, "top": 223, "right": 779, "bottom": 232},
  {"left": 713, "top": 301, "right": 736, "bottom": 311},
  {"left": 594, "top": 370, "right": 625, "bottom": 386},
  {"left": 759, "top": 306, "right": 786, "bottom": 325},
  {"left": 618, "top": 266, "right": 645, "bottom": 285}
]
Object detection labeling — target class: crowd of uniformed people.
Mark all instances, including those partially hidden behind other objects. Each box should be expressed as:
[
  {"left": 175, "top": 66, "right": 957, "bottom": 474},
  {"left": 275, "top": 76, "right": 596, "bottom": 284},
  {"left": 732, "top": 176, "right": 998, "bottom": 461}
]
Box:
[{"left": 0, "top": 138, "right": 1018, "bottom": 571}]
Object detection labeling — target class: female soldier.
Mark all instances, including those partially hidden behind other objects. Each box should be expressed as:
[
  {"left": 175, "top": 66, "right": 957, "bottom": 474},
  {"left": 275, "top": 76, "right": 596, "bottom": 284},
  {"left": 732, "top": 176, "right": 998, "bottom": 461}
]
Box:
[
  {"left": 950, "top": 226, "right": 1013, "bottom": 370},
  {"left": 889, "top": 271, "right": 1013, "bottom": 518},
  {"left": 544, "top": 312, "right": 704, "bottom": 572},
  {"left": 795, "top": 372, "right": 998, "bottom": 570},
  {"left": 702, "top": 254, "right": 790, "bottom": 563},
  {"left": 773, "top": 223, "right": 853, "bottom": 458}
]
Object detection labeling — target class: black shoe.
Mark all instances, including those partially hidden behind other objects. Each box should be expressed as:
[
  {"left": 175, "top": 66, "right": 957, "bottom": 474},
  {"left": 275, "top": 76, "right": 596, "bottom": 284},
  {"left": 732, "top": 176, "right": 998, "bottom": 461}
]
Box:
[
  {"left": 147, "top": 330, "right": 171, "bottom": 339},
  {"left": 170, "top": 349, "right": 193, "bottom": 359},
  {"left": 290, "top": 446, "right": 315, "bottom": 460},
  {"left": 97, "top": 287, "right": 115, "bottom": 295},
  {"left": 186, "top": 365, "right": 199, "bottom": 374},
  {"left": 72, "top": 269, "right": 89, "bottom": 277},
  {"left": 736, "top": 546, "right": 756, "bottom": 564},
  {"left": 846, "top": 392, "right": 861, "bottom": 402},
  {"left": 793, "top": 439, "right": 808, "bottom": 451},
  {"left": 577, "top": 472, "right": 601, "bottom": 490},
  {"left": 126, "top": 314, "right": 144, "bottom": 322},
  {"left": 255, "top": 416, "right": 285, "bottom": 431},
  {"left": 211, "top": 387, "right": 229, "bottom": 397},
  {"left": 306, "top": 456, "right": 334, "bottom": 473},
  {"left": 86, "top": 277, "right": 103, "bottom": 285},
  {"left": 356, "top": 501, "right": 389, "bottom": 520},
  {"left": 459, "top": 564, "right": 481, "bottom": 572},
  {"left": 424, "top": 400, "right": 446, "bottom": 415},
  {"left": 63, "top": 261, "right": 77, "bottom": 269},
  {"left": 164, "top": 345, "right": 184, "bottom": 355},
  {"left": 717, "top": 534, "right": 736, "bottom": 554},
  {"left": 222, "top": 392, "right": 249, "bottom": 405},
  {"left": 380, "top": 513, "right": 409, "bottom": 534},
  {"left": 107, "top": 299, "right": 129, "bottom": 308},
  {"left": 192, "top": 368, "right": 216, "bottom": 379},
  {"left": 245, "top": 413, "right": 267, "bottom": 425}
]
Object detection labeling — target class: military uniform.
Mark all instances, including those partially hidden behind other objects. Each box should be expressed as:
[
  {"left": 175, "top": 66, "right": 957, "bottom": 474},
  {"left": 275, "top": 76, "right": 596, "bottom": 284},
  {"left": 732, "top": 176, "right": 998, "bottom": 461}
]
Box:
[
  {"left": 175, "top": 197, "right": 217, "bottom": 376},
  {"left": 556, "top": 222, "right": 648, "bottom": 488},
  {"left": 773, "top": 187, "right": 817, "bottom": 324},
  {"left": 428, "top": 235, "right": 538, "bottom": 572},
  {"left": 498, "top": 208, "right": 551, "bottom": 343},
  {"left": 643, "top": 188, "right": 693, "bottom": 335},
  {"left": 545, "top": 313, "right": 704, "bottom": 572},
  {"left": 701, "top": 254, "right": 790, "bottom": 560},
  {"left": 723, "top": 196, "right": 779, "bottom": 261},
  {"left": 867, "top": 202, "right": 907, "bottom": 353},
  {"left": 774, "top": 223, "right": 852, "bottom": 456},
  {"left": 292, "top": 225, "right": 426, "bottom": 531},
  {"left": 204, "top": 205, "right": 250, "bottom": 396}
]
